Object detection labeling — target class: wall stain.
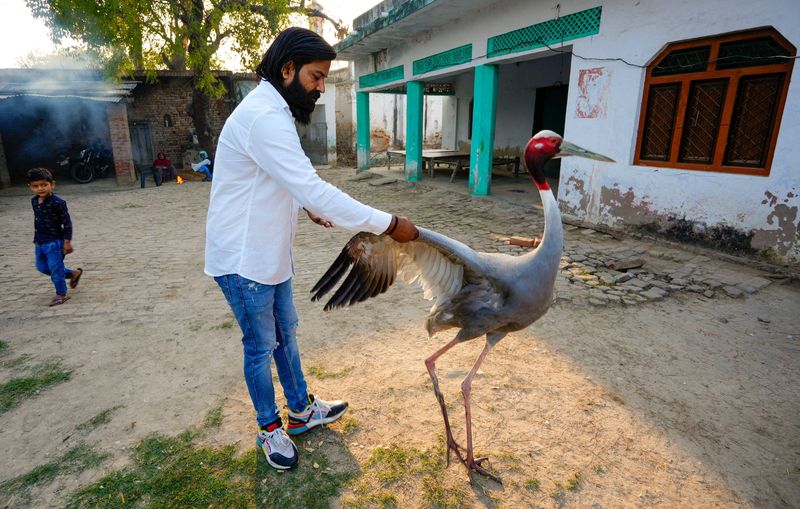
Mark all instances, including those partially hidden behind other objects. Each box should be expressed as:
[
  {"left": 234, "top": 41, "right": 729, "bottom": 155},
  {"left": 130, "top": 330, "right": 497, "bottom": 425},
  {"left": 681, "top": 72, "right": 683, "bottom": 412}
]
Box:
[
  {"left": 582, "top": 185, "right": 799, "bottom": 263},
  {"left": 752, "top": 202, "right": 799, "bottom": 256}
]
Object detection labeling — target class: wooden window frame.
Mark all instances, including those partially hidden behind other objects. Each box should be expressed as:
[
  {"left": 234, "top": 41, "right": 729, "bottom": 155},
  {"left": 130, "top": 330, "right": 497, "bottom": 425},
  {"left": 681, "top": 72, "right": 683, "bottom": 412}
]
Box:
[{"left": 634, "top": 27, "right": 795, "bottom": 176}]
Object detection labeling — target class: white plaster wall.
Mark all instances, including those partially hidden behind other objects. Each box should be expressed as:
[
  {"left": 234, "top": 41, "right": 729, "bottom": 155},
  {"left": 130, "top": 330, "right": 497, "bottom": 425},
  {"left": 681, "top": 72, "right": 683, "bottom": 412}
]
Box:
[
  {"left": 348, "top": 0, "right": 800, "bottom": 261},
  {"left": 557, "top": 0, "right": 800, "bottom": 262}
]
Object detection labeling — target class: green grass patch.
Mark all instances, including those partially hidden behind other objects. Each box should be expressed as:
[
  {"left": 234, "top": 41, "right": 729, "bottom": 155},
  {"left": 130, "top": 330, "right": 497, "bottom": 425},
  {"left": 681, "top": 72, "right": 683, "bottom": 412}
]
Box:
[
  {"left": 306, "top": 364, "right": 354, "bottom": 379},
  {"left": 203, "top": 405, "right": 224, "bottom": 429},
  {"left": 65, "top": 424, "right": 355, "bottom": 509},
  {"left": 343, "top": 440, "right": 471, "bottom": 509},
  {"left": 339, "top": 417, "right": 360, "bottom": 436},
  {"left": 0, "top": 361, "right": 72, "bottom": 415},
  {"left": 524, "top": 477, "right": 540, "bottom": 491},
  {"left": 211, "top": 319, "right": 234, "bottom": 330},
  {"left": 0, "top": 353, "right": 32, "bottom": 370},
  {"left": 0, "top": 444, "right": 108, "bottom": 504},
  {"left": 76, "top": 406, "right": 123, "bottom": 433},
  {"left": 0, "top": 340, "right": 8, "bottom": 356}
]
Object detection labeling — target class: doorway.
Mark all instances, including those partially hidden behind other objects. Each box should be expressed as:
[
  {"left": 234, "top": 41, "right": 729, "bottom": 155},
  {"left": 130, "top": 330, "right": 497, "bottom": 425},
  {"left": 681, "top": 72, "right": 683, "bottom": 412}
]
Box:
[{"left": 532, "top": 84, "right": 568, "bottom": 192}]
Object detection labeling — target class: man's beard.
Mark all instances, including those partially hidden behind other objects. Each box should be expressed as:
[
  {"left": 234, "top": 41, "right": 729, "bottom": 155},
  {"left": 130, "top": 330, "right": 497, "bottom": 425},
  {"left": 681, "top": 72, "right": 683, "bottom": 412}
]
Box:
[{"left": 279, "top": 73, "right": 320, "bottom": 125}]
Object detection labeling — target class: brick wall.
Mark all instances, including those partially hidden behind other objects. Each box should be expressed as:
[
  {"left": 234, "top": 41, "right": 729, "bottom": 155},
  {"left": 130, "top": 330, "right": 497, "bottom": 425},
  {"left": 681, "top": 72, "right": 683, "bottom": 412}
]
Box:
[
  {"left": 126, "top": 76, "right": 232, "bottom": 169},
  {"left": 107, "top": 103, "right": 136, "bottom": 186}
]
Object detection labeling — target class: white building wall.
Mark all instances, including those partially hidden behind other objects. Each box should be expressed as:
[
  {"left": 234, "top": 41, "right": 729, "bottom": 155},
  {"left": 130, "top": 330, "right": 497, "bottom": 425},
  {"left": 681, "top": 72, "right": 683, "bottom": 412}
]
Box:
[
  {"left": 347, "top": 0, "right": 800, "bottom": 263},
  {"left": 557, "top": 0, "right": 800, "bottom": 262}
]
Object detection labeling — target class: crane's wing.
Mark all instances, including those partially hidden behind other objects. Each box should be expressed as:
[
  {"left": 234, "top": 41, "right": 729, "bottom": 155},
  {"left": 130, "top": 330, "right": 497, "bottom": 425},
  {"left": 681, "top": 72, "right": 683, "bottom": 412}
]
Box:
[{"left": 310, "top": 228, "right": 484, "bottom": 311}]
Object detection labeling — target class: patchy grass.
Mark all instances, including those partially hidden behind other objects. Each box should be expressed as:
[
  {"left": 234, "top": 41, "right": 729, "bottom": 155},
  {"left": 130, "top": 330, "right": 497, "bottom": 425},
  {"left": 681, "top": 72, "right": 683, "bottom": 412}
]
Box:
[
  {"left": 65, "top": 407, "right": 355, "bottom": 509},
  {"left": 0, "top": 360, "right": 72, "bottom": 415},
  {"left": 306, "top": 364, "right": 354, "bottom": 379},
  {"left": 338, "top": 417, "right": 360, "bottom": 436},
  {"left": 551, "top": 472, "right": 583, "bottom": 504},
  {"left": 203, "top": 404, "right": 224, "bottom": 429},
  {"left": 0, "top": 444, "right": 108, "bottom": 505},
  {"left": 76, "top": 406, "right": 123, "bottom": 433},
  {"left": 211, "top": 319, "right": 234, "bottom": 330},
  {"left": 524, "top": 477, "right": 541, "bottom": 491},
  {"left": 343, "top": 440, "right": 471, "bottom": 509},
  {"left": 0, "top": 340, "right": 8, "bottom": 356},
  {"left": 0, "top": 353, "right": 32, "bottom": 370}
]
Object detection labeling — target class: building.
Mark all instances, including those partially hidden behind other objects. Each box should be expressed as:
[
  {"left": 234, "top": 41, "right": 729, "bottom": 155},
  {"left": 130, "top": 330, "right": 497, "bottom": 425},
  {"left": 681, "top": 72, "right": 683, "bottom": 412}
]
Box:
[{"left": 334, "top": 0, "right": 799, "bottom": 265}]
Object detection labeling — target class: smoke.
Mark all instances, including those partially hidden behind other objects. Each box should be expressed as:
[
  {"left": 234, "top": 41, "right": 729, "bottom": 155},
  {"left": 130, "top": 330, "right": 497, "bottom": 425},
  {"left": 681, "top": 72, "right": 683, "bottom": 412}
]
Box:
[{"left": 0, "top": 70, "right": 117, "bottom": 182}]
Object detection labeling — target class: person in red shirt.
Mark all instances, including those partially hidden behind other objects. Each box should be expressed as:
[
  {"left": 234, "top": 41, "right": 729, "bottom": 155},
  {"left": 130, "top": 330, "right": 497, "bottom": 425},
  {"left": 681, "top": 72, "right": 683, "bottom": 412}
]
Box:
[{"left": 154, "top": 151, "right": 177, "bottom": 182}]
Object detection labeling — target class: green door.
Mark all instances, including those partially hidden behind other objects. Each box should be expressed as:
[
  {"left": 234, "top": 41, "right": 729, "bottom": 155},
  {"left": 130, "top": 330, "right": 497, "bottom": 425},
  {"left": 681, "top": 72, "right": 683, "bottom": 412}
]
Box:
[{"left": 532, "top": 84, "right": 568, "bottom": 181}]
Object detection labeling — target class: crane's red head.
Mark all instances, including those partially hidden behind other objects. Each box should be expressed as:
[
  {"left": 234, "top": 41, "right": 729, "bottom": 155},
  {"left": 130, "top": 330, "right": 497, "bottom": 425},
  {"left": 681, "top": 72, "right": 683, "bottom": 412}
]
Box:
[{"left": 524, "top": 130, "right": 614, "bottom": 191}]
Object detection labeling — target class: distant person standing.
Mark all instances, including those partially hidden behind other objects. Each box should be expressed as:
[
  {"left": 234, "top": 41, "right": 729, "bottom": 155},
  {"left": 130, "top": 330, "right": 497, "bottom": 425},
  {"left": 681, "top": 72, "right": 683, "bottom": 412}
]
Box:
[{"left": 27, "top": 168, "right": 83, "bottom": 306}]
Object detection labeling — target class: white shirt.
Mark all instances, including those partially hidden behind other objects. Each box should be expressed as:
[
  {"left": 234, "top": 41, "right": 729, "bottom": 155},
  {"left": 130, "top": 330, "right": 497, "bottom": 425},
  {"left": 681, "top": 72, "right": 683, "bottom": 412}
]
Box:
[{"left": 204, "top": 80, "right": 392, "bottom": 284}]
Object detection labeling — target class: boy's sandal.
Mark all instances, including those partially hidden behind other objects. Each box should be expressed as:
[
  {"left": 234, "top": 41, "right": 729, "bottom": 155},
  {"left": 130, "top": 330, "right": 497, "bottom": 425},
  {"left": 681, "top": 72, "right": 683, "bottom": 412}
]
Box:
[
  {"left": 69, "top": 268, "right": 83, "bottom": 289},
  {"left": 49, "top": 295, "right": 70, "bottom": 306}
]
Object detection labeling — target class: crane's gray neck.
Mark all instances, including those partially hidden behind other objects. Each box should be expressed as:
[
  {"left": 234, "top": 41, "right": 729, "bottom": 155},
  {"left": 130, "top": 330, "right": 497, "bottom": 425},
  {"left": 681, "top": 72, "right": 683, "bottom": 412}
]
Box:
[{"left": 523, "top": 188, "right": 563, "bottom": 265}]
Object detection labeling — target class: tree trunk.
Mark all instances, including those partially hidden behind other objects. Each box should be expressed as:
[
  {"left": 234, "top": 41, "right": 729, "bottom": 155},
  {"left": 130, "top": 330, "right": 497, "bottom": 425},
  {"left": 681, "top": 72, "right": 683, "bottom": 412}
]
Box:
[{"left": 191, "top": 84, "right": 213, "bottom": 155}]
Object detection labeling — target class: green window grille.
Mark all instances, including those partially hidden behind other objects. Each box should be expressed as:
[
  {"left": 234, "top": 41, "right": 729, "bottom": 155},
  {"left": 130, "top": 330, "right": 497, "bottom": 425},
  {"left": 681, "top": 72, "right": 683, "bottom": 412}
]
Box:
[
  {"left": 359, "top": 65, "right": 404, "bottom": 88},
  {"left": 413, "top": 44, "right": 472, "bottom": 76},
  {"left": 487, "top": 6, "right": 602, "bottom": 58}
]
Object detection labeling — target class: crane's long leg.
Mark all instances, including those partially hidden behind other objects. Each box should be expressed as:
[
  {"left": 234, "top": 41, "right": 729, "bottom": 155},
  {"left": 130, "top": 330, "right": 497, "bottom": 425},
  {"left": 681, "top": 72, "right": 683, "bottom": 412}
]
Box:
[
  {"left": 424, "top": 337, "right": 467, "bottom": 466},
  {"left": 460, "top": 339, "right": 501, "bottom": 482}
]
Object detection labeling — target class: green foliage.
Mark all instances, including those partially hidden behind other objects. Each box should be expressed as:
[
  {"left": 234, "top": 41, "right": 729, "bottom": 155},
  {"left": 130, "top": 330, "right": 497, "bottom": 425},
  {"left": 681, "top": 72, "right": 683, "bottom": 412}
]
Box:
[
  {"left": 25, "top": 0, "right": 333, "bottom": 93},
  {"left": 0, "top": 444, "right": 108, "bottom": 503},
  {"left": 0, "top": 340, "right": 8, "bottom": 356},
  {"left": 0, "top": 360, "right": 72, "bottom": 415}
]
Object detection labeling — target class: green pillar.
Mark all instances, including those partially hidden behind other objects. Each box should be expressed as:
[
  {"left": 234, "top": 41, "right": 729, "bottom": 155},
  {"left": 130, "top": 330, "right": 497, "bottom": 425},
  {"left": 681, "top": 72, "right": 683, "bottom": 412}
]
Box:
[
  {"left": 405, "top": 81, "right": 424, "bottom": 181},
  {"left": 356, "top": 91, "right": 370, "bottom": 171},
  {"left": 469, "top": 64, "right": 499, "bottom": 196}
]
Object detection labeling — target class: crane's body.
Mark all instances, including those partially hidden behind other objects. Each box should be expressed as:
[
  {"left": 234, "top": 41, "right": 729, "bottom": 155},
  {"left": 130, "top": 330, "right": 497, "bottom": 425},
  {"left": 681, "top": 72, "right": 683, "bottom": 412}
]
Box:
[
  {"left": 311, "top": 131, "right": 612, "bottom": 481},
  {"left": 419, "top": 187, "right": 563, "bottom": 343}
]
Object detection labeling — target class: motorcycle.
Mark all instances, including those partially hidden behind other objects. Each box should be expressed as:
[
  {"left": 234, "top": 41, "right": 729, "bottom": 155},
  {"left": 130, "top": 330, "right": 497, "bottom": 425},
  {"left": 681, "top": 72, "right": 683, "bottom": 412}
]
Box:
[{"left": 57, "top": 144, "right": 113, "bottom": 184}]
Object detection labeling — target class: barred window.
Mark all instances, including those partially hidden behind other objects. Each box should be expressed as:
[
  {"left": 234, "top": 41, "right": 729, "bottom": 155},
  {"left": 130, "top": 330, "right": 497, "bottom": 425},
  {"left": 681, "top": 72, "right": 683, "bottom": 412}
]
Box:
[{"left": 634, "top": 27, "right": 795, "bottom": 176}]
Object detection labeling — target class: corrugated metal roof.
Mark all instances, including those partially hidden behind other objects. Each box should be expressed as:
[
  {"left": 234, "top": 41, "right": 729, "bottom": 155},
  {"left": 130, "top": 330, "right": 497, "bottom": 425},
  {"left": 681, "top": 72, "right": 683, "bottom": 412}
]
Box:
[
  {"left": 0, "top": 69, "right": 138, "bottom": 103},
  {"left": 0, "top": 81, "right": 138, "bottom": 102}
]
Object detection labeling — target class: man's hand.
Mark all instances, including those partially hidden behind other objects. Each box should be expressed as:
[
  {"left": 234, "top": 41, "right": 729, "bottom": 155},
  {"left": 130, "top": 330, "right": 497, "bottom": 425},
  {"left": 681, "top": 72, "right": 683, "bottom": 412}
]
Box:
[
  {"left": 63, "top": 240, "right": 74, "bottom": 255},
  {"left": 305, "top": 208, "right": 334, "bottom": 228},
  {"left": 385, "top": 215, "right": 419, "bottom": 243}
]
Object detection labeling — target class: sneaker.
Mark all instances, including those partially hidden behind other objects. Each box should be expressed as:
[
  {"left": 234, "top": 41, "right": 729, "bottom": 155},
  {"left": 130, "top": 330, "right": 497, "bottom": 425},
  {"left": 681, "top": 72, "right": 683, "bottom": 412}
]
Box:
[
  {"left": 256, "top": 419, "right": 298, "bottom": 470},
  {"left": 287, "top": 394, "right": 348, "bottom": 436}
]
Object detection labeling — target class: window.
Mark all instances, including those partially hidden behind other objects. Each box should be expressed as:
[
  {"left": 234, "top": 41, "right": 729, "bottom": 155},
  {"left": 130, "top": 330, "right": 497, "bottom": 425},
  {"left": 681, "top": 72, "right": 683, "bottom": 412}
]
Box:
[{"left": 634, "top": 27, "right": 795, "bottom": 175}]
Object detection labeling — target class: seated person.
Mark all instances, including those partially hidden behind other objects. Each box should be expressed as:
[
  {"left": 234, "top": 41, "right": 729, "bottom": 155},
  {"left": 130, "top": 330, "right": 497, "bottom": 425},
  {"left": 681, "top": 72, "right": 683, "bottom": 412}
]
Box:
[
  {"left": 154, "top": 151, "right": 177, "bottom": 181},
  {"left": 191, "top": 150, "right": 213, "bottom": 182}
]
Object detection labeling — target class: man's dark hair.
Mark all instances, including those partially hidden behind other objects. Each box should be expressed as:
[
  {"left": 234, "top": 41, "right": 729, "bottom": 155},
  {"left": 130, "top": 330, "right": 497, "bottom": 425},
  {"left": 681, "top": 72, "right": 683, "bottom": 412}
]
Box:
[
  {"left": 255, "top": 27, "right": 336, "bottom": 85},
  {"left": 27, "top": 167, "right": 54, "bottom": 183}
]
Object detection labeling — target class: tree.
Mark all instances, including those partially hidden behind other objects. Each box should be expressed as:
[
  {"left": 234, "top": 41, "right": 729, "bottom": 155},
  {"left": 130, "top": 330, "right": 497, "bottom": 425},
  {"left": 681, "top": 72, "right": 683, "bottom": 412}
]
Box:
[{"left": 26, "top": 0, "right": 346, "bottom": 152}]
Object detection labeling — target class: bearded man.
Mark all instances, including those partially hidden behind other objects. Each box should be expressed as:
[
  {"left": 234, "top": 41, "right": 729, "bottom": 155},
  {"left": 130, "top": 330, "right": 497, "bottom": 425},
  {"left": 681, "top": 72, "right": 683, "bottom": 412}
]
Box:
[{"left": 204, "top": 27, "right": 418, "bottom": 470}]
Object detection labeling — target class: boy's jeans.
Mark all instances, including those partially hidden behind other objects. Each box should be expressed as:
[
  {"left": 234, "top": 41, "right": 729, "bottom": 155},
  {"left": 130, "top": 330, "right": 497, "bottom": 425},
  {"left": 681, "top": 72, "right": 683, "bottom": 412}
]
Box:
[
  {"left": 215, "top": 275, "right": 308, "bottom": 428},
  {"left": 35, "top": 240, "right": 74, "bottom": 295}
]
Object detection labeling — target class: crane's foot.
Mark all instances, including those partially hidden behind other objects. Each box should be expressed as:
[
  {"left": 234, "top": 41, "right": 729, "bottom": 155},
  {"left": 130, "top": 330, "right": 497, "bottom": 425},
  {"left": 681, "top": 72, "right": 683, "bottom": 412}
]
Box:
[
  {"left": 465, "top": 456, "right": 502, "bottom": 484},
  {"left": 444, "top": 434, "right": 467, "bottom": 467}
]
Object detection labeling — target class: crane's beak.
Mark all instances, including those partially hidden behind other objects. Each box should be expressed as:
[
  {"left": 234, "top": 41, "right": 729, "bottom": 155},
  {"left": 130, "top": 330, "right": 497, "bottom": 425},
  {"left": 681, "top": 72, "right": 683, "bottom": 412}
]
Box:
[{"left": 557, "top": 140, "right": 615, "bottom": 162}]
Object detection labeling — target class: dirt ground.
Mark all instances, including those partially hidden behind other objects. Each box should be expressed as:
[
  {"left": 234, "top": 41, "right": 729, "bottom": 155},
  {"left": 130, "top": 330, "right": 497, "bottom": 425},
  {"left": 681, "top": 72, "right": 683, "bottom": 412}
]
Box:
[{"left": 0, "top": 167, "right": 798, "bottom": 508}]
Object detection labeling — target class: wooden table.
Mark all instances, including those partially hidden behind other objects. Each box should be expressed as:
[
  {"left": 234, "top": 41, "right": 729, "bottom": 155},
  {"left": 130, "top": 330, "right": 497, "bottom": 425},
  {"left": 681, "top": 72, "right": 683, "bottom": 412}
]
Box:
[{"left": 386, "top": 150, "right": 521, "bottom": 182}]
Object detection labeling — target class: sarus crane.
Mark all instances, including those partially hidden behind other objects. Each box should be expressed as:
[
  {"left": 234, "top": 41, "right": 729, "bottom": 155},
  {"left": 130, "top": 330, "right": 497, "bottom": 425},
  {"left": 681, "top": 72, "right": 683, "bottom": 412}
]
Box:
[{"left": 310, "top": 130, "right": 614, "bottom": 481}]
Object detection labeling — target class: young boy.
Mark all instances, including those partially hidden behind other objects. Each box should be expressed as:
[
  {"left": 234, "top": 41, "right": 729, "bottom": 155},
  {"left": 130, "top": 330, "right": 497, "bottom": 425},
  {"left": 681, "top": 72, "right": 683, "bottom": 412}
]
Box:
[{"left": 27, "top": 168, "right": 83, "bottom": 306}]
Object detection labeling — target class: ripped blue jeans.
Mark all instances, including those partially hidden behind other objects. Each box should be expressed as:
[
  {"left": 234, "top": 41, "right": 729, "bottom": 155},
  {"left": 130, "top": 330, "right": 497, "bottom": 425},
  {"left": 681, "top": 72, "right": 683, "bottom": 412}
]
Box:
[{"left": 215, "top": 275, "right": 308, "bottom": 428}]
